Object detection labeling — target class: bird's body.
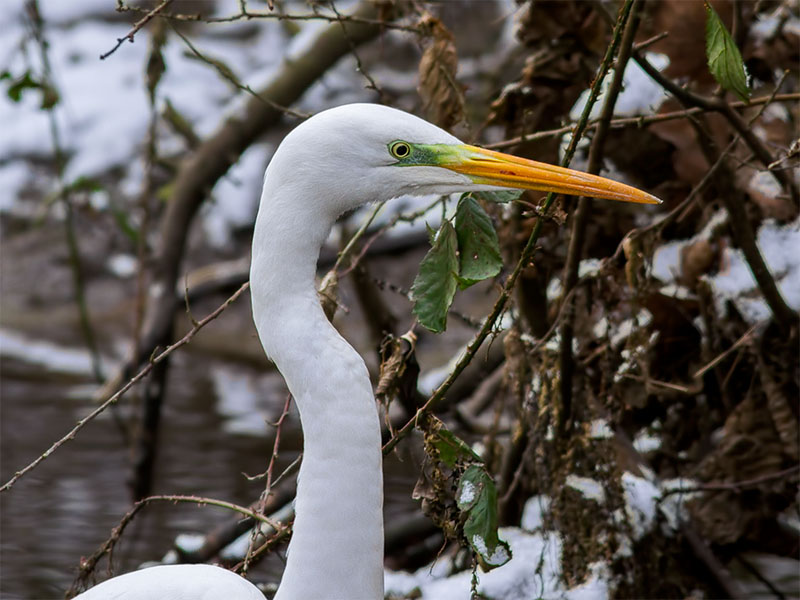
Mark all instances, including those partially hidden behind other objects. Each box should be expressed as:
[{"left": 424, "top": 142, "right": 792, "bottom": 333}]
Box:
[
  {"left": 73, "top": 104, "right": 658, "bottom": 599},
  {"left": 71, "top": 564, "right": 264, "bottom": 599}
]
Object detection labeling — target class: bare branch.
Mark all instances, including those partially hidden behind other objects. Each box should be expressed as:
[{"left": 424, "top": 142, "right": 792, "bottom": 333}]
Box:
[
  {"left": 100, "top": 0, "right": 173, "bottom": 60},
  {"left": 0, "top": 283, "right": 250, "bottom": 494}
]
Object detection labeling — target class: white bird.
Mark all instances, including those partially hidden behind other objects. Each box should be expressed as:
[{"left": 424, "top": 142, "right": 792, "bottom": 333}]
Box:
[{"left": 74, "top": 103, "right": 658, "bottom": 599}]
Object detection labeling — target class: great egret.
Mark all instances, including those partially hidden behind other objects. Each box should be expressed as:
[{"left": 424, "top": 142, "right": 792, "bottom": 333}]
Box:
[{"left": 74, "top": 104, "right": 658, "bottom": 599}]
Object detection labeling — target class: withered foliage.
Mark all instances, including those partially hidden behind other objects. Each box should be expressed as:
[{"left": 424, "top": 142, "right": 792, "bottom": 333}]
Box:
[
  {"left": 416, "top": 14, "right": 466, "bottom": 132},
  {"left": 468, "top": 1, "right": 799, "bottom": 597}
]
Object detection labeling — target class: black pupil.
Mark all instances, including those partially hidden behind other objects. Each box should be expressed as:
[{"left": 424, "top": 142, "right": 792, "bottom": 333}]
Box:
[{"left": 395, "top": 144, "right": 408, "bottom": 157}]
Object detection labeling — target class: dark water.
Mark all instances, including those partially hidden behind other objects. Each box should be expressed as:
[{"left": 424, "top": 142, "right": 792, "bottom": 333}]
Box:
[
  {"left": 0, "top": 350, "right": 274, "bottom": 599},
  {"left": 0, "top": 316, "right": 426, "bottom": 600}
]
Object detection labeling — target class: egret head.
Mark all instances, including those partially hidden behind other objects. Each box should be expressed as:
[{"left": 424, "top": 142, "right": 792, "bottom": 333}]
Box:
[{"left": 265, "top": 103, "right": 660, "bottom": 218}]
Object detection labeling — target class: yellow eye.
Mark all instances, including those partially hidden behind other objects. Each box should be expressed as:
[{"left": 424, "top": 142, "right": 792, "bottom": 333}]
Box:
[{"left": 389, "top": 141, "right": 411, "bottom": 159}]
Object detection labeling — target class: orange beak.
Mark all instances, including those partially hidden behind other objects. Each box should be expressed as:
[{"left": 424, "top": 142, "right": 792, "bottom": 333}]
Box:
[{"left": 442, "top": 144, "right": 661, "bottom": 205}]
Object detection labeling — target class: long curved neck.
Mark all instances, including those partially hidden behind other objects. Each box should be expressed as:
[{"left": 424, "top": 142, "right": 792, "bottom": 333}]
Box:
[{"left": 250, "top": 183, "right": 383, "bottom": 600}]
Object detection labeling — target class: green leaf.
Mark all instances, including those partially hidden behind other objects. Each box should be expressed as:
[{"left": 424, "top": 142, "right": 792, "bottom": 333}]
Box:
[
  {"left": 67, "top": 176, "right": 103, "bottom": 193},
  {"left": 430, "top": 427, "right": 482, "bottom": 469},
  {"left": 108, "top": 203, "right": 140, "bottom": 245},
  {"left": 411, "top": 220, "right": 459, "bottom": 333},
  {"left": 425, "top": 221, "right": 437, "bottom": 246},
  {"left": 6, "top": 71, "right": 40, "bottom": 103},
  {"left": 704, "top": 1, "right": 750, "bottom": 102},
  {"left": 474, "top": 189, "right": 523, "bottom": 204},
  {"left": 454, "top": 195, "right": 502, "bottom": 289},
  {"left": 3, "top": 70, "right": 59, "bottom": 109},
  {"left": 458, "top": 465, "right": 512, "bottom": 570}
]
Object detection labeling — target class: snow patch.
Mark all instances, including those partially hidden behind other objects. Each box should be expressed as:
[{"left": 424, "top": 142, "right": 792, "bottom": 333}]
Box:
[
  {"left": 565, "top": 475, "right": 606, "bottom": 503},
  {"left": 459, "top": 481, "right": 476, "bottom": 506},
  {"left": 589, "top": 419, "right": 614, "bottom": 440},
  {"left": 106, "top": 254, "right": 138, "bottom": 278},
  {"left": 632, "top": 430, "right": 661, "bottom": 453},
  {"left": 174, "top": 533, "right": 205, "bottom": 554},
  {"left": 472, "top": 534, "right": 510, "bottom": 566},
  {"left": 570, "top": 53, "right": 670, "bottom": 121},
  {"left": 706, "top": 219, "right": 800, "bottom": 323},
  {"left": 385, "top": 528, "right": 564, "bottom": 600},
  {"left": 521, "top": 495, "right": 551, "bottom": 531},
  {"left": 564, "top": 561, "right": 612, "bottom": 600},
  {"left": 209, "top": 364, "right": 276, "bottom": 436},
  {"left": 0, "top": 328, "right": 112, "bottom": 377},
  {"left": 621, "top": 472, "right": 659, "bottom": 539}
]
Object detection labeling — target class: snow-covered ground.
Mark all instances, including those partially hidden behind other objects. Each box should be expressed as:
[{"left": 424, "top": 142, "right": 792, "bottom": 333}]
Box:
[{"left": 652, "top": 214, "right": 800, "bottom": 323}]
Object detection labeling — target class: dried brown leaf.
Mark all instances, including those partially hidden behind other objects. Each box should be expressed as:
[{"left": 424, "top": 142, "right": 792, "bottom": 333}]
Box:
[
  {"left": 417, "top": 15, "right": 465, "bottom": 131},
  {"left": 759, "top": 353, "right": 800, "bottom": 460},
  {"left": 318, "top": 269, "right": 339, "bottom": 322}
]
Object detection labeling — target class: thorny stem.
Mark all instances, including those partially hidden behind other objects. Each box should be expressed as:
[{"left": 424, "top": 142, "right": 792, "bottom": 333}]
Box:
[
  {"left": 559, "top": 0, "right": 642, "bottom": 436},
  {"left": 243, "top": 393, "right": 293, "bottom": 569},
  {"left": 0, "top": 283, "right": 250, "bottom": 494},
  {"left": 383, "top": 0, "right": 636, "bottom": 456},
  {"left": 68, "top": 493, "right": 286, "bottom": 597}
]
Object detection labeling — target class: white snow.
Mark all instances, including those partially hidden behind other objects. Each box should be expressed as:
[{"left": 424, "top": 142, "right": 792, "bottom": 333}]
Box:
[
  {"left": 546, "top": 259, "right": 604, "bottom": 301},
  {"left": 589, "top": 419, "right": 614, "bottom": 440},
  {"left": 735, "top": 552, "right": 800, "bottom": 599},
  {"left": 209, "top": 364, "right": 278, "bottom": 436},
  {"left": 658, "top": 477, "right": 700, "bottom": 531},
  {"left": 106, "top": 253, "right": 138, "bottom": 278},
  {"left": 385, "top": 528, "right": 564, "bottom": 600},
  {"left": 570, "top": 53, "right": 670, "bottom": 121},
  {"left": 203, "top": 143, "right": 271, "bottom": 248},
  {"left": 652, "top": 214, "right": 800, "bottom": 325},
  {"left": 565, "top": 475, "right": 606, "bottom": 504},
  {"left": 0, "top": 328, "right": 113, "bottom": 377},
  {"left": 651, "top": 240, "right": 683, "bottom": 283},
  {"left": 621, "top": 472, "right": 659, "bottom": 539},
  {"left": 707, "top": 219, "right": 800, "bottom": 323},
  {"left": 459, "top": 481, "right": 476, "bottom": 506},
  {"left": 564, "top": 562, "right": 611, "bottom": 600},
  {"left": 174, "top": 533, "right": 205, "bottom": 554},
  {"left": 472, "top": 534, "right": 511, "bottom": 567},
  {"left": 632, "top": 430, "right": 661, "bottom": 453},
  {"left": 520, "top": 495, "right": 551, "bottom": 531},
  {"left": 609, "top": 308, "right": 652, "bottom": 348}
]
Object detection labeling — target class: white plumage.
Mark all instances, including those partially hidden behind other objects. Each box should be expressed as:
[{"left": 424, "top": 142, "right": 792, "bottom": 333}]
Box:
[{"left": 74, "top": 104, "right": 657, "bottom": 599}]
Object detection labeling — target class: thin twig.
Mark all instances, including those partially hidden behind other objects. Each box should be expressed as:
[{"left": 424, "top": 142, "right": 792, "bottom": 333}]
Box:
[
  {"left": 486, "top": 93, "right": 800, "bottom": 150},
  {"left": 329, "top": 0, "right": 385, "bottom": 100},
  {"left": 170, "top": 24, "right": 308, "bottom": 119},
  {"left": 100, "top": 0, "right": 173, "bottom": 60},
  {"left": 693, "top": 324, "right": 758, "bottom": 379},
  {"left": 116, "top": 1, "right": 420, "bottom": 33},
  {"left": 559, "top": 0, "right": 641, "bottom": 435},
  {"left": 660, "top": 465, "right": 800, "bottom": 497},
  {"left": 68, "top": 492, "right": 284, "bottom": 597},
  {"left": 383, "top": 0, "right": 636, "bottom": 456},
  {"left": 0, "top": 282, "right": 250, "bottom": 494}
]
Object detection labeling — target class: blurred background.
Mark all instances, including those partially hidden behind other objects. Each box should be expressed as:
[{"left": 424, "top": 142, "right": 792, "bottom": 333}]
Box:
[{"left": 1, "top": 1, "right": 798, "bottom": 599}]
